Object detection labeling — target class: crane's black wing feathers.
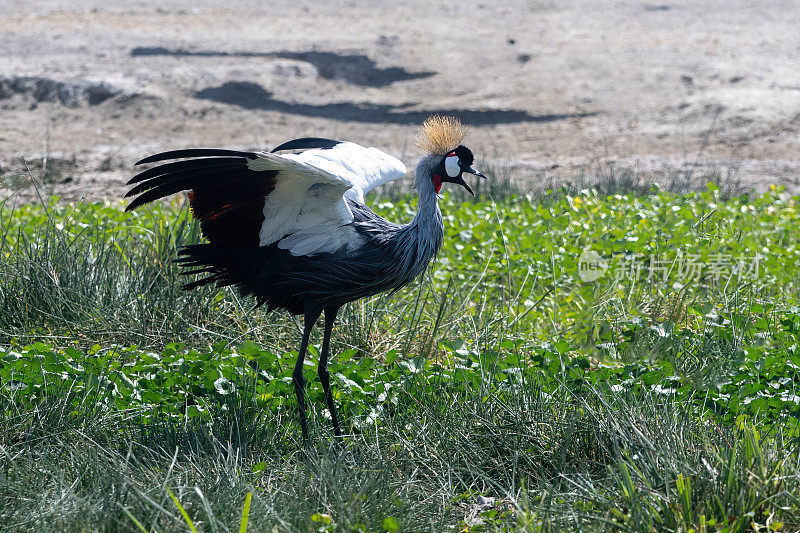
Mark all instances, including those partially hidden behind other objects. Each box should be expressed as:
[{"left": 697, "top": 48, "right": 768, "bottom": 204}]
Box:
[
  {"left": 125, "top": 150, "right": 277, "bottom": 247},
  {"left": 135, "top": 139, "right": 342, "bottom": 165},
  {"left": 127, "top": 158, "right": 243, "bottom": 185},
  {"left": 135, "top": 149, "right": 258, "bottom": 165},
  {"left": 270, "top": 137, "right": 343, "bottom": 153}
]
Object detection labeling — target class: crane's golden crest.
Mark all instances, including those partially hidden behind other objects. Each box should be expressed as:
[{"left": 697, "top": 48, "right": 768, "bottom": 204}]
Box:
[{"left": 415, "top": 115, "right": 469, "bottom": 155}]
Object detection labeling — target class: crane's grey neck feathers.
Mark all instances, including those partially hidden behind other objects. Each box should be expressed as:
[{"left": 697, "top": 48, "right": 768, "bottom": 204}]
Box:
[
  {"left": 344, "top": 152, "right": 444, "bottom": 303},
  {"left": 407, "top": 153, "right": 444, "bottom": 271}
]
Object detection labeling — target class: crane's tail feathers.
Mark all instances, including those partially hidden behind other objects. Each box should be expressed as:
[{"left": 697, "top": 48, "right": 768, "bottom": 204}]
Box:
[
  {"left": 135, "top": 149, "right": 258, "bottom": 165},
  {"left": 177, "top": 245, "right": 239, "bottom": 290},
  {"left": 176, "top": 243, "right": 265, "bottom": 290},
  {"left": 175, "top": 243, "right": 297, "bottom": 313}
]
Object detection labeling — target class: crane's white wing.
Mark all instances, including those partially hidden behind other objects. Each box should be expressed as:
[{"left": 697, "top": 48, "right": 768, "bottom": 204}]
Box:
[
  {"left": 246, "top": 142, "right": 406, "bottom": 256},
  {"left": 285, "top": 142, "right": 407, "bottom": 203}
]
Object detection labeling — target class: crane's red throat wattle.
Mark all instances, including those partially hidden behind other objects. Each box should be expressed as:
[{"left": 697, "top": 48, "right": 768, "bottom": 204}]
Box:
[{"left": 432, "top": 173, "right": 442, "bottom": 193}]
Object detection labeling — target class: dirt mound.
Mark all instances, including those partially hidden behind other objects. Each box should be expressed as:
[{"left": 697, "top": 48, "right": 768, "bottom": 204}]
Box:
[{"left": 0, "top": 76, "right": 129, "bottom": 107}]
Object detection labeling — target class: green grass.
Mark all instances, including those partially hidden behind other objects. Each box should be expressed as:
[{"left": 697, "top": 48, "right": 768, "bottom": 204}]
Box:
[{"left": 2, "top": 183, "right": 800, "bottom": 531}]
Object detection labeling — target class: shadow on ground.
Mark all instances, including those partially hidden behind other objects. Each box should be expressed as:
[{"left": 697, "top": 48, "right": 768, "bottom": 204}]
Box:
[
  {"left": 194, "top": 81, "right": 596, "bottom": 125},
  {"left": 131, "top": 46, "right": 436, "bottom": 87}
]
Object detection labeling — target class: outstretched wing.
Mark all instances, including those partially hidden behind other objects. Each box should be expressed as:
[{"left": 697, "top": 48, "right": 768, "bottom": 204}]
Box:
[
  {"left": 125, "top": 139, "right": 406, "bottom": 256},
  {"left": 277, "top": 140, "right": 407, "bottom": 203}
]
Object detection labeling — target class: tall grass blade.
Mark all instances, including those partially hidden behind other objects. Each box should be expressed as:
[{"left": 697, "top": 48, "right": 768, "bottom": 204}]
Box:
[
  {"left": 239, "top": 492, "right": 252, "bottom": 533},
  {"left": 168, "top": 489, "right": 199, "bottom": 533}
]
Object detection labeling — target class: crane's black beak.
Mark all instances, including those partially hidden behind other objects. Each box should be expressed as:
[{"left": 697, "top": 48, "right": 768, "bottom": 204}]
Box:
[
  {"left": 457, "top": 166, "right": 487, "bottom": 196},
  {"left": 465, "top": 166, "right": 487, "bottom": 180},
  {"left": 442, "top": 173, "right": 476, "bottom": 196},
  {"left": 456, "top": 176, "right": 474, "bottom": 196}
]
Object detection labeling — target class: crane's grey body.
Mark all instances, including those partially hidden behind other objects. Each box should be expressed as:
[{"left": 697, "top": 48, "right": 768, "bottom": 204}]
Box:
[
  {"left": 177, "top": 155, "right": 443, "bottom": 315},
  {"left": 271, "top": 155, "right": 443, "bottom": 309},
  {"left": 125, "top": 124, "right": 484, "bottom": 442},
  {"left": 276, "top": 186, "right": 443, "bottom": 311}
]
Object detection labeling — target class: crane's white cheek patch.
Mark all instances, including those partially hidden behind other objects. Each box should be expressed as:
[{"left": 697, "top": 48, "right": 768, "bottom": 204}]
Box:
[{"left": 444, "top": 155, "right": 460, "bottom": 178}]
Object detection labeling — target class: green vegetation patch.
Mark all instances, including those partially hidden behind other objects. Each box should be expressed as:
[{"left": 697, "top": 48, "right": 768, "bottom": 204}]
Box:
[{"left": 2, "top": 185, "right": 800, "bottom": 530}]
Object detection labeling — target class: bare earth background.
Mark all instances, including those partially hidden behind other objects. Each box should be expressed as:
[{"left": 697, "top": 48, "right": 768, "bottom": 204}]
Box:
[{"left": 1, "top": 0, "right": 798, "bottom": 201}]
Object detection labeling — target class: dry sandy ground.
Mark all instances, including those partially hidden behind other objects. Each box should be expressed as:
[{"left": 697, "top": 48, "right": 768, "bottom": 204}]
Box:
[{"left": 1, "top": 0, "right": 798, "bottom": 202}]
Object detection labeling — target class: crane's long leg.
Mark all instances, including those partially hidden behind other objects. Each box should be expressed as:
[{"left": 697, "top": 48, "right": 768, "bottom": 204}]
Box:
[
  {"left": 293, "top": 305, "right": 322, "bottom": 441},
  {"left": 319, "top": 306, "right": 342, "bottom": 438}
]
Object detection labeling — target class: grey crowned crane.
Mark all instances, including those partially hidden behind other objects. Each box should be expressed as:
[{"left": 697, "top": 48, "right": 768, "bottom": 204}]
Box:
[{"left": 124, "top": 115, "right": 486, "bottom": 440}]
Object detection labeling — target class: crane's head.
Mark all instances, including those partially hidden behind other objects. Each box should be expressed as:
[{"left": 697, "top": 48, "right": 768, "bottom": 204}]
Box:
[{"left": 416, "top": 116, "right": 487, "bottom": 196}]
